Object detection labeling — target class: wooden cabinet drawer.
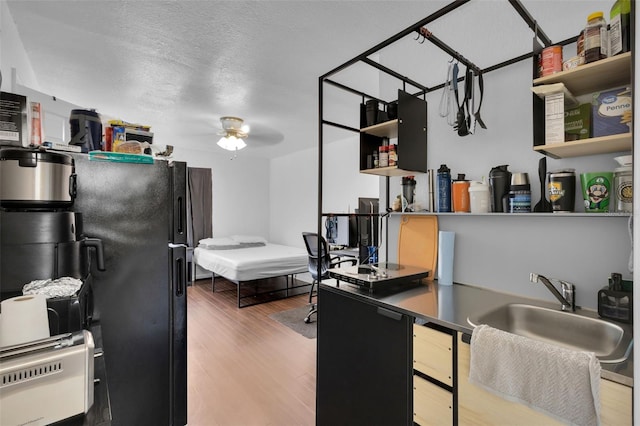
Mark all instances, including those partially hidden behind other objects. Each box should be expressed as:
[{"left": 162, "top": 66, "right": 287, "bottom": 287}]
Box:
[
  {"left": 413, "top": 375, "right": 453, "bottom": 425},
  {"left": 457, "top": 334, "right": 632, "bottom": 425},
  {"left": 413, "top": 324, "right": 453, "bottom": 386}
]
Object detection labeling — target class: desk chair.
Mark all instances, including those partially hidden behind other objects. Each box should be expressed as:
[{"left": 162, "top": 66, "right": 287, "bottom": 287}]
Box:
[{"left": 302, "top": 232, "right": 357, "bottom": 323}]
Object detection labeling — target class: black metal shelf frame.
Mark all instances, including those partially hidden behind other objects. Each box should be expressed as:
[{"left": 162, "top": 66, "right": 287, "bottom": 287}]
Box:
[{"left": 316, "top": 0, "right": 574, "bottom": 259}]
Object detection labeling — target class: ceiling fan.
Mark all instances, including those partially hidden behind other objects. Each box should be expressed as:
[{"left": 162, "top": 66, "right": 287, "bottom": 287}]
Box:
[{"left": 217, "top": 116, "right": 250, "bottom": 151}]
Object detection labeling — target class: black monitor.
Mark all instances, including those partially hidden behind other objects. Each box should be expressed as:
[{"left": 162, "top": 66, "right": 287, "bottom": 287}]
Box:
[{"left": 357, "top": 197, "right": 379, "bottom": 261}]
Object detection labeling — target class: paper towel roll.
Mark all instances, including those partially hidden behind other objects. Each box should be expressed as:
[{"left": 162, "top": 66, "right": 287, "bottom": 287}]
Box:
[
  {"left": 437, "top": 231, "right": 455, "bottom": 286},
  {"left": 0, "top": 294, "right": 50, "bottom": 347}
]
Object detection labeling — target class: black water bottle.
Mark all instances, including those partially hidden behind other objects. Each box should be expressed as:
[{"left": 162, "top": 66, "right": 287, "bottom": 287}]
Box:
[
  {"left": 437, "top": 164, "right": 451, "bottom": 212},
  {"left": 488, "top": 165, "right": 511, "bottom": 213}
]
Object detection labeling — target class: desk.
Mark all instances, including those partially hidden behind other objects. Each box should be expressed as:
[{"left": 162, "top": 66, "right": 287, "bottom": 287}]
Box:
[
  {"left": 331, "top": 248, "right": 359, "bottom": 259},
  {"left": 329, "top": 264, "right": 430, "bottom": 293}
]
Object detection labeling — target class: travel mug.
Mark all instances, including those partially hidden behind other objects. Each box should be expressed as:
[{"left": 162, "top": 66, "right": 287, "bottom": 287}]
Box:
[
  {"left": 548, "top": 169, "right": 576, "bottom": 213},
  {"left": 508, "top": 173, "right": 531, "bottom": 213},
  {"left": 488, "top": 165, "right": 511, "bottom": 212}
]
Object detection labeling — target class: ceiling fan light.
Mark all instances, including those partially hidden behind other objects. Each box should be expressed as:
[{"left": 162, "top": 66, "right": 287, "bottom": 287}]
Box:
[{"left": 217, "top": 135, "right": 246, "bottom": 151}]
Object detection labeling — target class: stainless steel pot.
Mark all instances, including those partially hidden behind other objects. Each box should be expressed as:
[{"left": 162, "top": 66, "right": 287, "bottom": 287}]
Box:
[{"left": 0, "top": 149, "right": 77, "bottom": 209}]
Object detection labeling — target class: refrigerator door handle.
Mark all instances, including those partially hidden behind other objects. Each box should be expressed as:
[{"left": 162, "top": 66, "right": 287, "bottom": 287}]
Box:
[
  {"left": 176, "top": 195, "right": 184, "bottom": 236},
  {"left": 175, "top": 257, "right": 184, "bottom": 297}
]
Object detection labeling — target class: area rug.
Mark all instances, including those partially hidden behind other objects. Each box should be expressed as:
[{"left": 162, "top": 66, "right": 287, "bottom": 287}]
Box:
[{"left": 269, "top": 305, "right": 317, "bottom": 339}]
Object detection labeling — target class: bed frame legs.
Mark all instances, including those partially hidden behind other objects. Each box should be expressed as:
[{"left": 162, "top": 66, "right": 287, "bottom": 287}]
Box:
[{"left": 208, "top": 273, "right": 311, "bottom": 308}]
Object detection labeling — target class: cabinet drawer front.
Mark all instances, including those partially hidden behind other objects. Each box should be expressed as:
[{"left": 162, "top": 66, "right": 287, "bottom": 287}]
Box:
[
  {"left": 413, "top": 325, "right": 453, "bottom": 386},
  {"left": 457, "top": 334, "right": 632, "bottom": 426},
  {"left": 601, "top": 378, "right": 632, "bottom": 425},
  {"left": 413, "top": 375, "right": 453, "bottom": 426}
]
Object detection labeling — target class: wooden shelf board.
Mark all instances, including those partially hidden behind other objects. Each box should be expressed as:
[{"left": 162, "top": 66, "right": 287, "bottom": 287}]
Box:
[
  {"left": 533, "top": 52, "right": 631, "bottom": 95},
  {"left": 361, "top": 119, "right": 398, "bottom": 138},
  {"left": 360, "top": 166, "right": 419, "bottom": 177},
  {"left": 534, "top": 133, "right": 632, "bottom": 158}
]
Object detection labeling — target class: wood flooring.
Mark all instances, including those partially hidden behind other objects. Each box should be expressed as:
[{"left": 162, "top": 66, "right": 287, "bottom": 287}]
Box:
[{"left": 187, "top": 278, "right": 316, "bottom": 426}]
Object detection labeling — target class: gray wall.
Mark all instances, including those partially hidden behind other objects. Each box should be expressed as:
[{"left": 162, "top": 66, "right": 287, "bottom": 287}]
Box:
[{"left": 386, "top": 213, "right": 631, "bottom": 310}]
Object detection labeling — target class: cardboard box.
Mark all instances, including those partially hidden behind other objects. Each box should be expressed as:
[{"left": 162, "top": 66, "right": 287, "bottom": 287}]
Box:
[
  {"left": 592, "top": 86, "right": 632, "bottom": 138},
  {"left": 0, "top": 92, "right": 27, "bottom": 147},
  {"left": 564, "top": 103, "right": 591, "bottom": 141},
  {"left": 545, "top": 92, "right": 564, "bottom": 144}
]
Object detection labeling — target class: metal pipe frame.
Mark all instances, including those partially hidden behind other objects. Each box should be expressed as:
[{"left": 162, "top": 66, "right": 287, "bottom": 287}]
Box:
[{"left": 317, "top": 0, "right": 564, "bottom": 268}]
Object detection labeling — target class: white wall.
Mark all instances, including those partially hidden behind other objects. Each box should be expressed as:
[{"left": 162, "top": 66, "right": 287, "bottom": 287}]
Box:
[
  {"left": 0, "top": 2, "right": 38, "bottom": 91},
  {"left": 270, "top": 134, "right": 379, "bottom": 248},
  {"left": 173, "top": 148, "right": 270, "bottom": 240}
]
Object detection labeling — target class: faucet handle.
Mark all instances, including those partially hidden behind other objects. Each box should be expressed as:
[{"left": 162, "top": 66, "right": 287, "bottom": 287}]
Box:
[
  {"left": 559, "top": 280, "right": 575, "bottom": 291},
  {"left": 559, "top": 280, "right": 576, "bottom": 310}
]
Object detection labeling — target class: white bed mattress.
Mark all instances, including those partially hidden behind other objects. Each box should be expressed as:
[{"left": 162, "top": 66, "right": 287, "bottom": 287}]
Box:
[{"left": 194, "top": 243, "right": 308, "bottom": 282}]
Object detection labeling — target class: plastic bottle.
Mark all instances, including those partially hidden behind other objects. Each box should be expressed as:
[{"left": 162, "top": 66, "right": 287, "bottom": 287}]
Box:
[
  {"left": 610, "top": 0, "right": 631, "bottom": 56},
  {"left": 468, "top": 179, "right": 490, "bottom": 213},
  {"left": 388, "top": 144, "right": 397, "bottom": 167},
  {"left": 584, "top": 11, "right": 608, "bottom": 63},
  {"left": 378, "top": 145, "right": 389, "bottom": 167},
  {"left": 437, "top": 164, "right": 452, "bottom": 213}
]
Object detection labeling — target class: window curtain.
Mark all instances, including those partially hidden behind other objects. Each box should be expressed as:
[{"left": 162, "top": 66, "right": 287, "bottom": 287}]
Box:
[{"left": 187, "top": 167, "right": 212, "bottom": 248}]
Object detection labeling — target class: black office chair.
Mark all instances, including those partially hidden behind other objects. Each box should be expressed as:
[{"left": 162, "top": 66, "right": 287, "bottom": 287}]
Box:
[{"left": 302, "top": 232, "right": 357, "bottom": 323}]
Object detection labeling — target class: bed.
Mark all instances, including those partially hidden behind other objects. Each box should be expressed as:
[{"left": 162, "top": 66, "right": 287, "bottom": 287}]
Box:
[{"left": 193, "top": 236, "right": 309, "bottom": 308}]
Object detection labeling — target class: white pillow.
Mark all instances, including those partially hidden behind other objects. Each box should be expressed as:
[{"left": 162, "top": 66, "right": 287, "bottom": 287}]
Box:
[
  {"left": 198, "top": 237, "right": 239, "bottom": 248},
  {"left": 230, "top": 235, "right": 268, "bottom": 244}
]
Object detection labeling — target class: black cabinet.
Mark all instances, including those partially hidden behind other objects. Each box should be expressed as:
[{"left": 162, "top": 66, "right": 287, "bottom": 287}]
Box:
[
  {"left": 359, "top": 90, "right": 427, "bottom": 176},
  {"left": 316, "top": 286, "right": 412, "bottom": 425}
]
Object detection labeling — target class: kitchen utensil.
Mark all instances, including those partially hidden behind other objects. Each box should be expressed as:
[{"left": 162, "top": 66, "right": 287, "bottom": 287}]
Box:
[
  {"left": 456, "top": 66, "right": 473, "bottom": 137},
  {"left": 533, "top": 157, "right": 552, "bottom": 212},
  {"left": 453, "top": 64, "right": 469, "bottom": 136},
  {"left": 468, "top": 68, "right": 476, "bottom": 134},
  {"left": 473, "top": 71, "right": 487, "bottom": 129},
  {"left": 439, "top": 61, "right": 454, "bottom": 120}
]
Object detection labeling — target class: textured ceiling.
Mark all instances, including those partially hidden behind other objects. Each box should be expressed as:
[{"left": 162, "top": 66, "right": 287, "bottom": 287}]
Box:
[{"left": 5, "top": 0, "right": 606, "bottom": 158}]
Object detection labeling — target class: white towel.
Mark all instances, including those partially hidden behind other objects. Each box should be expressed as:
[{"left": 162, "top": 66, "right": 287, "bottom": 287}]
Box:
[{"left": 469, "top": 324, "right": 601, "bottom": 426}]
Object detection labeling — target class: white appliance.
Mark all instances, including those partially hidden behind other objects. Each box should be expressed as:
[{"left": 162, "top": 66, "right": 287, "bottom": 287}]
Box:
[{"left": 0, "top": 330, "right": 95, "bottom": 426}]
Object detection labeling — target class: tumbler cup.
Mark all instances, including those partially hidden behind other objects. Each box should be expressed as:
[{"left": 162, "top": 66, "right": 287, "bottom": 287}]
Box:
[{"left": 580, "top": 172, "right": 613, "bottom": 213}]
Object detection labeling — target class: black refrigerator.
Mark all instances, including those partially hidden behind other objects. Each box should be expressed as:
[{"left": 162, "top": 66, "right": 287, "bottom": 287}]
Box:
[{"left": 71, "top": 154, "right": 188, "bottom": 426}]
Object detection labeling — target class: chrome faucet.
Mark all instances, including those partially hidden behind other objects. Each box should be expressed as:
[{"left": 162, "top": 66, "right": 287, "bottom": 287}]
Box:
[{"left": 529, "top": 273, "right": 575, "bottom": 312}]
